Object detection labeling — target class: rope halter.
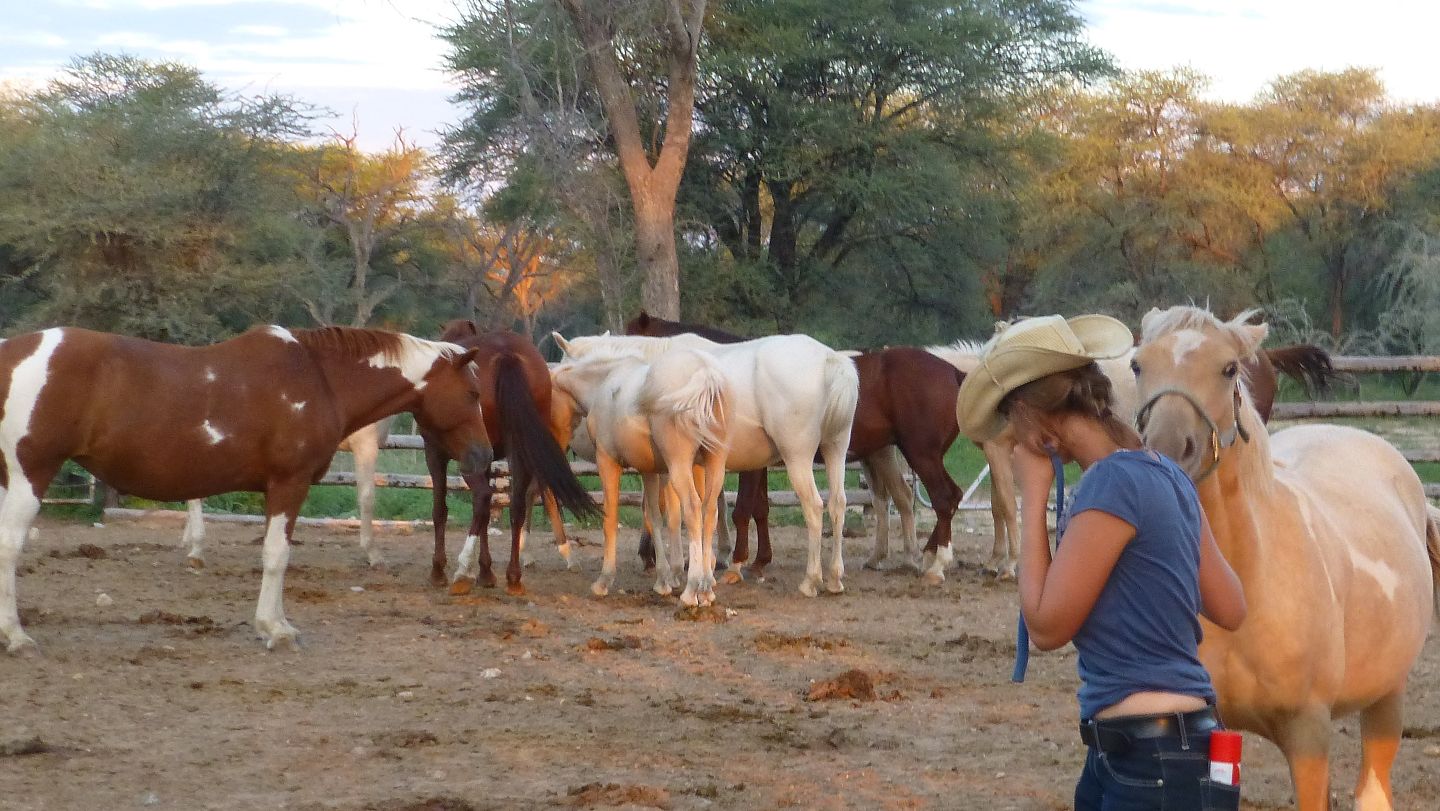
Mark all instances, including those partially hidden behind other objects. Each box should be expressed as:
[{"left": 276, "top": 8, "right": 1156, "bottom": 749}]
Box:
[{"left": 1135, "top": 385, "right": 1251, "bottom": 482}]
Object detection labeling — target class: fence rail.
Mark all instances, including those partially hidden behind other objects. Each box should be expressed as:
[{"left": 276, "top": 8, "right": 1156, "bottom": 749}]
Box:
[{"left": 1330, "top": 356, "right": 1440, "bottom": 373}]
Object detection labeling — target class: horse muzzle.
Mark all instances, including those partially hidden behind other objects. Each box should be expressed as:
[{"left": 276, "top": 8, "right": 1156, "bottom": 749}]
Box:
[{"left": 459, "top": 442, "right": 493, "bottom": 477}]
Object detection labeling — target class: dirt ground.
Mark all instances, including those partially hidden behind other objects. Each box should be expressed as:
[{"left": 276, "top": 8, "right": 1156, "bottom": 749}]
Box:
[{"left": 3, "top": 514, "right": 1438, "bottom": 811}]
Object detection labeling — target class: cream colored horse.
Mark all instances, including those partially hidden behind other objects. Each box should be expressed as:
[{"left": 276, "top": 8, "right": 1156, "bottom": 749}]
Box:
[
  {"left": 551, "top": 344, "right": 730, "bottom": 606},
  {"left": 927, "top": 338, "right": 1136, "bottom": 578},
  {"left": 1134, "top": 305, "right": 1440, "bottom": 811},
  {"left": 556, "top": 332, "right": 859, "bottom": 597}
]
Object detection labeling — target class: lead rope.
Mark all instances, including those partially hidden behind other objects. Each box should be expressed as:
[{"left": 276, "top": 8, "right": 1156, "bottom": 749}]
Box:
[{"left": 1011, "top": 451, "right": 1066, "bottom": 683}]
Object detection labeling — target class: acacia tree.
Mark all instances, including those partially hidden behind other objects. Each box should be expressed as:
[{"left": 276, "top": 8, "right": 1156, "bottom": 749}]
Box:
[{"left": 0, "top": 54, "right": 313, "bottom": 341}]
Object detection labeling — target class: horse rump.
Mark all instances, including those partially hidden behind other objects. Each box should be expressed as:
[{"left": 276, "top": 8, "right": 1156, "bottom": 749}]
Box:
[{"left": 494, "top": 354, "right": 600, "bottom": 520}]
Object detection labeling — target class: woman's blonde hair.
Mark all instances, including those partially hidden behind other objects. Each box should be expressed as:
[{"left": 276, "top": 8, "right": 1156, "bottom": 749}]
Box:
[{"left": 999, "top": 362, "right": 1141, "bottom": 449}]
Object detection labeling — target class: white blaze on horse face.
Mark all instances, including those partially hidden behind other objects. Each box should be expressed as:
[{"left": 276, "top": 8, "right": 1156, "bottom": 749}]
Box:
[
  {"left": 267, "top": 326, "right": 299, "bottom": 343},
  {"left": 0, "top": 329, "right": 64, "bottom": 490},
  {"left": 367, "top": 336, "right": 453, "bottom": 390},
  {"left": 1170, "top": 330, "right": 1206, "bottom": 367},
  {"left": 201, "top": 420, "right": 226, "bottom": 445}
]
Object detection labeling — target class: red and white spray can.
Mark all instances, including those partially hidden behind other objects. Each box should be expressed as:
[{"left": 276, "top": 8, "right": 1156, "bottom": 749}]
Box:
[{"left": 1208, "top": 730, "right": 1243, "bottom": 786}]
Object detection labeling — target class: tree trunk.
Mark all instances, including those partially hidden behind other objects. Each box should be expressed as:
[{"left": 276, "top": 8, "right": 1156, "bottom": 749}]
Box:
[
  {"left": 1327, "top": 253, "right": 1347, "bottom": 339},
  {"left": 634, "top": 190, "right": 681, "bottom": 319}
]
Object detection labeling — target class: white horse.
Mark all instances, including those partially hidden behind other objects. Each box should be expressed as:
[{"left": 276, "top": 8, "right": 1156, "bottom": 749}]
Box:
[
  {"left": 180, "top": 416, "right": 397, "bottom": 569},
  {"left": 555, "top": 332, "right": 859, "bottom": 597},
  {"left": 550, "top": 345, "right": 730, "bottom": 605},
  {"left": 1135, "top": 305, "right": 1439, "bottom": 811},
  {"left": 928, "top": 336, "right": 1136, "bottom": 577}
]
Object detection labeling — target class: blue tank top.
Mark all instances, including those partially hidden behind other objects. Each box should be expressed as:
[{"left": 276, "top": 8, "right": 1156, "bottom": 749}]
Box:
[{"left": 1065, "top": 449, "right": 1215, "bottom": 719}]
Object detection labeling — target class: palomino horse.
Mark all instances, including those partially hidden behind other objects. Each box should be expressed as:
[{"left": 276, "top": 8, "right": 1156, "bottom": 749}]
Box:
[
  {"left": 551, "top": 343, "right": 731, "bottom": 604},
  {"left": 555, "top": 331, "right": 859, "bottom": 597},
  {"left": 0, "top": 325, "right": 491, "bottom": 652},
  {"left": 1135, "top": 305, "right": 1440, "bottom": 811},
  {"left": 427, "top": 321, "right": 599, "bottom": 596},
  {"left": 928, "top": 333, "right": 1337, "bottom": 577},
  {"left": 625, "top": 313, "right": 967, "bottom": 583},
  {"left": 180, "top": 415, "right": 397, "bottom": 569}
]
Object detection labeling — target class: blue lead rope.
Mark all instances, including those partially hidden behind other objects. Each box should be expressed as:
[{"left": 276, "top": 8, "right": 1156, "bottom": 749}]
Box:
[{"left": 1011, "top": 452, "right": 1067, "bottom": 683}]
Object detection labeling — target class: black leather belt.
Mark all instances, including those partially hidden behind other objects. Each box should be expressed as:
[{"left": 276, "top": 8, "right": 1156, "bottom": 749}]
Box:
[{"left": 1079, "top": 708, "right": 1219, "bottom": 753}]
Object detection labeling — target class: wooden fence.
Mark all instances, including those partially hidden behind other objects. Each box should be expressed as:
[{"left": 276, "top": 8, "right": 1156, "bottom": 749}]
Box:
[{"left": 64, "top": 353, "right": 1440, "bottom": 524}]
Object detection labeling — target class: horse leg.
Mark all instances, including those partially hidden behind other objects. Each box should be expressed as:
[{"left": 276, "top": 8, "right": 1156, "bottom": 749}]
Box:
[
  {"left": 661, "top": 477, "right": 685, "bottom": 591},
  {"left": 666, "top": 459, "right": 708, "bottom": 608},
  {"left": 983, "top": 439, "right": 1019, "bottom": 579},
  {"left": 541, "top": 489, "right": 574, "bottom": 570},
  {"left": 1355, "top": 691, "right": 1403, "bottom": 810},
  {"left": 0, "top": 471, "right": 47, "bottom": 654},
  {"left": 590, "top": 453, "right": 623, "bottom": 597},
  {"left": 351, "top": 425, "right": 383, "bottom": 568},
  {"left": 504, "top": 466, "right": 533, "bottom": 596},
  {"left": 643, "top": 473, "right": 674, "bottom": 596},
  {"left": 424, "top": 438, "right": 454, "bottom": 588},
  {"left": 699, "top": 457, "right": 725, "bottom": 603},
  {"left": 781, "top": 451, "right": 827, "bottom": 598},
  {"left": 712, "top": 483, "right": 732, "bottom": 573},
  {"left": 751, "top": 470, "right": 774, "bottom": 576},
  {"left": 861, "top": 457, "right": 890, "bottom": 570},
  {"left": 723, "top": 471, "right": 755, "bottom": 584},
  {"left": 820, "top": 438, "right": 849, "bottom": 594},
  {"left": 181, "top": 499, "right": 207, "bottom": 569},
  {"left": 253, "top": 483, "right": 307, "bottom": 650},
  {"left": 907, "top": 448, "right": 958, "bottom": 586},
  {"left": 1277, "top": 708, "right": 1335, "bottom": 811}
]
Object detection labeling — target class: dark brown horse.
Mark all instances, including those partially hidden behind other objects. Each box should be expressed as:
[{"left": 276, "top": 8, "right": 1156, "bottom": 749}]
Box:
[
  {"left": 422, "top": 320, "right": 599, "bottom": 596},
  {"left": 624, "top": 312, "right": 968, "bottom": 582},
  {"left": 0, "top": 325, "right": 491, "bottom": 652}
]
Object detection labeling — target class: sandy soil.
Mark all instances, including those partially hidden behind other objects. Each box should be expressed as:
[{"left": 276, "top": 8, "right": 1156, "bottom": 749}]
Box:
[{"left": 3, "top": 515, "right": 1438, "bottom": 811}]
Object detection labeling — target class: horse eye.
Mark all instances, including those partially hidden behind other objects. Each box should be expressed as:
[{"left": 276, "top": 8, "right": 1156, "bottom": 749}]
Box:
[
  {"left": 1222, "top": 361, "right": 1238, "bottom": 379},
  {"left": 1130, "top": 360, "right": 1141, "bottom": 376}
]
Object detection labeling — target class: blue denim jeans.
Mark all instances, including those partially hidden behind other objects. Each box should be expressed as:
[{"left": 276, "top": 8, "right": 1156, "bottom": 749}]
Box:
[{"left": 1074, "top": 728, "right": 1240, "bottom": 811}]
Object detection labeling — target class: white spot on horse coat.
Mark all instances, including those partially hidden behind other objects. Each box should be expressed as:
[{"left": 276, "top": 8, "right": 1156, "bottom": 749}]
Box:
[
  {"left": 0, "top": 328, "right": 64, "bottom": 493},
  {"left": 201, "top": 420, "right": 226, "bottom": 445},
  {"left": 267, "top": 326, "right": 299, "bottom": 343},
  {"left": 291, "top": 401, "right": 306, "bottom": 412},
  {"left": 1170, "top": 330, "right": 1206, "bottom": 366},
  {"left": 1349, "top": 545, "right": 1400, "bottom": 602},
  {"left": 367, "top": 336, "right": 452, "bottom": 389},
  {"left": 204, "top": 367, "right": 217, "bottom": 383}
]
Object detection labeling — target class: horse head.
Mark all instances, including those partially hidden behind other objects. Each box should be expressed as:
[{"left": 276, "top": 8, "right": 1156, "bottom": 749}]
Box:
[
  {"left": 1133, "top": 306, "right": 1266, "bottom": 480},
  {"left": 412, "top": 343, "right": 493, "bottom": 476}
]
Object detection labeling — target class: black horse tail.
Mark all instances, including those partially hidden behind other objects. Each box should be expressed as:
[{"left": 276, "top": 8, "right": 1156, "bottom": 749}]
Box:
[
  {"left": 495, "top": 354, "right": 600, "bottom": 521},
  {"left": 1264, "top": 344, "right": 1340, "bottom": 397}
]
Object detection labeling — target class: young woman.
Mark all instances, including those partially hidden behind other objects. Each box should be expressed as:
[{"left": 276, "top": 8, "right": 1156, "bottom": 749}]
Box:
[{"left": 956, "top": 314, "right": 1247, "bottom": 811}]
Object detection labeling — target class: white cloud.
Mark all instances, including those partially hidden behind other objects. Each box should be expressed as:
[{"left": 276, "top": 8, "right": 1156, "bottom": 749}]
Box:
[{"left": 231, "top": 25, "right": 290, "bottom": 38}]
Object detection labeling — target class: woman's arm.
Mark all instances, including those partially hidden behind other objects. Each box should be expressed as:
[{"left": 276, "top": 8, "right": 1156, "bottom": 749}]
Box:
[
  {"left": 1197, "top": 509, "right": 1246, "bottom": 630},
  {"left": 1014, "top": 446, "right": 1135, "bottom": 651}
]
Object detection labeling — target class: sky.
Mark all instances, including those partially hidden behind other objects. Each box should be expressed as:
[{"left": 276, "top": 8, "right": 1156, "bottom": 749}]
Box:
[{"left": 1, "top": 0, "right": 1437, "bottom": 152}]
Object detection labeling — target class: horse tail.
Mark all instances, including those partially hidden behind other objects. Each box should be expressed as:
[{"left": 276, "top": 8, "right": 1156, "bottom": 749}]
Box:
[
  {"left": 640, "top": 351, "right": 730, "bottom": 454},
  {"left": 1426, "top": 505, "right": 1440, "bottom": 619},
  {"left": 495, "top": 354, "right": 600, "bottom": 520},
  {"left": 820, "top": 351, "right": 861, "bottom": 445},
  {"left": 1265, "top": 344, "right": 1340, "bottom": 396}
]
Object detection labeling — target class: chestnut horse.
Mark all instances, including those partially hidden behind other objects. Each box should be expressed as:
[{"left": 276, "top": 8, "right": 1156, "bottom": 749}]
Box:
[
  {"left": 624, "top": 313, "right": 966, "bottom": 582},
  {"left": 0, "top": 325, "right": 491, "bottom": 652},
  {"left": 424, "top": 320, "right": 599, "bottom": 596},
  {"left": 1135, "top": 305, "right": 1438, "bottom": 810}
]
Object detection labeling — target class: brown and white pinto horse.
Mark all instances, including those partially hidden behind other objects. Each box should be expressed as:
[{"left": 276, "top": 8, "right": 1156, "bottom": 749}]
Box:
[
  {"left": 1135, "top": 305, "right": 1439, "bottom": 811},
  {"left": 625, "top": 313, "right": 967, "bottom": 583},
  {"left": 423, "top": 321, "right": 599, "bottom": 596},
  {"left": 0, "top": 325, "right": 491, "bottom": 652}
]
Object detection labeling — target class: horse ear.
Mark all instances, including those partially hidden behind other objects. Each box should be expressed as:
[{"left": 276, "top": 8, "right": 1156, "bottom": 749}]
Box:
[
  {"left": 551, "top": 332, "right": 573, "bottom": 356},
  {"left": 1232, "top": 323, "right": 1268, "bottom": 359},
  {"left": 1138, "top": 307, "right": 1163, "bottom": 340},
  {"left": 637, "top": 311, "right": 651, "bottom": 327},
  {"left": 601, "top": 330, "right": 611, "bottom": 337},
  {"left": 452, "top": 347, "right": 480, "bottom": 368}
]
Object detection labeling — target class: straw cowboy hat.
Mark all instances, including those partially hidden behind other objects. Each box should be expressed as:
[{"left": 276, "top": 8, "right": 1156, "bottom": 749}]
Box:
[{"left": 956, "top": 314, "right": 1135, "bottom": 442}]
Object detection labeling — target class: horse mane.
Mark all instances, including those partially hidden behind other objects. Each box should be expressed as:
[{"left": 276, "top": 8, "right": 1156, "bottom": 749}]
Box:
[
  {"left": 1139, "top": 305, "right": 1262, "bottom": 346},
  {"left": 925, "top": 338, "right": 992, "bottom": 373},
  {"left": 571, "top": 333, "right": 693, "bottom": 362},
  {"left": 292, "top": 326, "right": 458, "bottom": 366},
  {"left": 439, "top": 319, "right": 481, "bottom": 343}
]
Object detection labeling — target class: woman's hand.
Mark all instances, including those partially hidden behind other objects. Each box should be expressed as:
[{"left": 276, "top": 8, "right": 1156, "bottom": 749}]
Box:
[{"left": 1012, "top": 441, "right": 1056, "bottom": 502}]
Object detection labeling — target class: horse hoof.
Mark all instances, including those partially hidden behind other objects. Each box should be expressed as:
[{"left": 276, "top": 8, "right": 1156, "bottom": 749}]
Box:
[
  {"left": 720, "top": 569, "right": 744, "bottom": 585},
  {"left": 186, "top": 556, "right": 205, "bottom": 570},
  {"left": 680, "top": 589, "right": 699, "bottom": 607},
  {"left": 921, "top": 571, "right": 945, "bottom": 586},
  {"left": 591, "top": 581, "right": 610, "bottom": 598},
  {"left": 429, "top": 570, "right": 449, "bottom": 588},
  {"left": 266, "top": 634, "right": 300, "bottom": 652},
  {"left": 448, "top": 577, "right": 475, "bottom": 596},
  {"left": 798, "top": 579, "right": 819, "bottom": 598},
  {"left": 653, "top": 582, "right": 673, "bottom": 597},
  {"left": 505, "top": 582, "right": 526, "bottom": 597},
  {"left": 824, "top": 580, "right": 845, "bottom": 595},
  {"left": 367, "top": 558, "right": 387, "bottom": 572},
  {"left": 863, "top": 557, "right": 885, "bottom": 571},
  {"left": 995, "top": 569, "right": 1017, "bottom": 582},
  {"left": 7, "top": 636, "right": 40, "bottom": 658}
]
